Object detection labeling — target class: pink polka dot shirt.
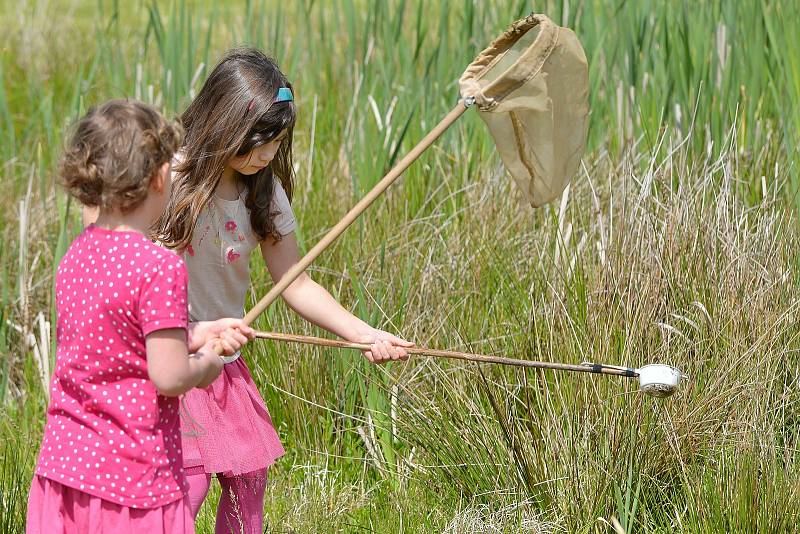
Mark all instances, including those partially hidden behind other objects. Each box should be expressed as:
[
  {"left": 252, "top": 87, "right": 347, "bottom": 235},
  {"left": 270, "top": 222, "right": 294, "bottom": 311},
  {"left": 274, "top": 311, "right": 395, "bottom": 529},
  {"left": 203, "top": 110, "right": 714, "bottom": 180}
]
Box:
[{"left": 34, "top": 225, "right": 190, "bottom": 508}]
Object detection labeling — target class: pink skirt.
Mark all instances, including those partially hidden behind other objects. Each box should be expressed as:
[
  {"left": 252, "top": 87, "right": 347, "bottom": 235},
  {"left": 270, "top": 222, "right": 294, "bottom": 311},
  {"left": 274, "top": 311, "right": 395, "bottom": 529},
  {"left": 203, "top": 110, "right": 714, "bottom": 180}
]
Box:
[
  {"left": 179, "top": 357, "right": 285, "bottom": 476},
  {"left": 26, "top": 476, "right": 193, "bottom": 534}
]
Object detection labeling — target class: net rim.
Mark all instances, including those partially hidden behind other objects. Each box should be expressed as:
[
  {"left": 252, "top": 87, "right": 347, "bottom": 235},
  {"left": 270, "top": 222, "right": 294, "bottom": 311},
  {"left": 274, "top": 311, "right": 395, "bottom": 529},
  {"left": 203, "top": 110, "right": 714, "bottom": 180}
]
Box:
[{"left": 459, "top": 13, "right": 558, "bottom": 110}]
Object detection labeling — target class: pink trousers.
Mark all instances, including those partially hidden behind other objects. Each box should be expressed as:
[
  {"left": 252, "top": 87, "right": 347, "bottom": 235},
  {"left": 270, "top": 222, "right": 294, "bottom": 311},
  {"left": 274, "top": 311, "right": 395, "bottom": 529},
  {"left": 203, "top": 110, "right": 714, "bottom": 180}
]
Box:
[{"left": 185, "top": 466, "right": 268, "bottom": 534}]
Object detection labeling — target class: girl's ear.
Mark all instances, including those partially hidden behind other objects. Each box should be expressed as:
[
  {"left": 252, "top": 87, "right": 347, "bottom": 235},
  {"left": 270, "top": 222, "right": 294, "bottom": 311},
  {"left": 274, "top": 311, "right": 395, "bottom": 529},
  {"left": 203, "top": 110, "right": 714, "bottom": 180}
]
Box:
[{"left": 150, "top": 162, "right": 171, "bottom": 193}]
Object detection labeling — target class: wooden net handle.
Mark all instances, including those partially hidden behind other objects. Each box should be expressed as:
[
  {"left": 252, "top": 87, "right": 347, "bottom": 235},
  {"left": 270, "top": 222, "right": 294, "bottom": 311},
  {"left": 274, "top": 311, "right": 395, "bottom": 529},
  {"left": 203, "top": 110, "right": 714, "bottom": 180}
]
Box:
[{"left": 254, "top": 331, "right": 636, "bottom": 376}]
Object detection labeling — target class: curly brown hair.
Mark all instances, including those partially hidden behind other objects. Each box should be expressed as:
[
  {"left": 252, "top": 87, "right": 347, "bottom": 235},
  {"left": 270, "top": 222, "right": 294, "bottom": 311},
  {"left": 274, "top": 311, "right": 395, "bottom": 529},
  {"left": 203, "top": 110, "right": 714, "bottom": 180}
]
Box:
[{"left": 60, "top": 99, "right": 183, "bottom": 213}]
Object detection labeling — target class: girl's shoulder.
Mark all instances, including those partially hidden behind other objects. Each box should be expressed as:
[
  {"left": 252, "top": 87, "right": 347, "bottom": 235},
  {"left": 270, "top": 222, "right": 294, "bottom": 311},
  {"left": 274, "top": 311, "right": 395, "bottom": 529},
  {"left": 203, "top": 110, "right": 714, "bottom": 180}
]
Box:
[
  {"left": 270, "top": 180, "right": 293, "bottom": 218},
  {"left": 96, "top": 227, "right": 187, "bottom": 277},
  {"left": 272, "top": 179, "right": 290, "bottom": 201},
  {"left": 142, "top": 240, "right": 187, "bottom": 272},
  {"left": 268, "top": 180, "right": 297, "bottom": 237}
]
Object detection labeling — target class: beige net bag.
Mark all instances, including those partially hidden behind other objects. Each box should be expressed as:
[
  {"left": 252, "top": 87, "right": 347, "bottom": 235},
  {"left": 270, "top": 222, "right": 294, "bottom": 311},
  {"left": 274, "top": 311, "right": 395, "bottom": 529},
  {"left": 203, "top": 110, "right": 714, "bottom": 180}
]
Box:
[
  {"left": 244, "top": 13, "right": 590, "bottom": 323},
  {"left": 459, "top": 13, "right": 589, "bottom": 207}
]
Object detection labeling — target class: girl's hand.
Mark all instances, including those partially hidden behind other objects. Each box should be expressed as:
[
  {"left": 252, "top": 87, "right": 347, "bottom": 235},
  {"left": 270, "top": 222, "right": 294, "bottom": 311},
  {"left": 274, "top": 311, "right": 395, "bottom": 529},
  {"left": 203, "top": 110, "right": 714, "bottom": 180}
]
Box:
[
  {"left": 188, "top": 318, "right": 255, "bottom": 353},
  {"left": 351, "top": 327, "right": 414, "bottom": 364},
  {"left": 217, "top": 325, "right": 253, "bottom": 356}
]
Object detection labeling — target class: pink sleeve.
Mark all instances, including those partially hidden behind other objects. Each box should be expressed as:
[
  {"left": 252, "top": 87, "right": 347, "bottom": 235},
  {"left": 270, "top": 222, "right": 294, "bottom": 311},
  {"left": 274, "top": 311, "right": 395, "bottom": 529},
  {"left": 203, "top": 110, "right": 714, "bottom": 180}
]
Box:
[{"left": 138, "top": 254, "right": 189, "bottom": 336}]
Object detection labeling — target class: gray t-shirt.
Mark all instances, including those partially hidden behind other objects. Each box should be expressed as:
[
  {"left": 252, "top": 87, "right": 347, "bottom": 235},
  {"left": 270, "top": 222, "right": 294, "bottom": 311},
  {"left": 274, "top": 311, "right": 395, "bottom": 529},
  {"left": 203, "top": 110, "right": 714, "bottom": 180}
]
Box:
[{"left": 184, "top": 181, "right": 296, "bottom": 321}]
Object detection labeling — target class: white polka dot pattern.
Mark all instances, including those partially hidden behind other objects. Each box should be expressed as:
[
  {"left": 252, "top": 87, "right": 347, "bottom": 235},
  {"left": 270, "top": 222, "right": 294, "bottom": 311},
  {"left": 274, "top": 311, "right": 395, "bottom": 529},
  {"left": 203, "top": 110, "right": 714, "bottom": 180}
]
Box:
[{"left": 34, "top": 225, "right": 190, "bottom": 509}]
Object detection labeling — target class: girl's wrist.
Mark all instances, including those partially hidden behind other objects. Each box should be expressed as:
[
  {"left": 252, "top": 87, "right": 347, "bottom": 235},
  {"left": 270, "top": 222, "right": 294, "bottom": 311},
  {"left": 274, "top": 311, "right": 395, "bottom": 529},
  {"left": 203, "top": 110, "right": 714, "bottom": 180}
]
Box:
[
  {"left": 345, "top": 322, "right": 376, "bottom": 343},
  {"left": 187, "top": 321, "right": 209, "bottom": 353}
]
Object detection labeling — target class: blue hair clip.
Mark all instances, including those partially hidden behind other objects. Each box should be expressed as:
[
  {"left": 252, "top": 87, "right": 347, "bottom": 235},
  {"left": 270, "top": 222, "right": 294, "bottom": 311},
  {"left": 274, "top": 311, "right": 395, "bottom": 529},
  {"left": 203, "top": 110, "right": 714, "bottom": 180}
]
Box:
[{"left": 275, "top": 87, "right": 293, "bottom": 103}]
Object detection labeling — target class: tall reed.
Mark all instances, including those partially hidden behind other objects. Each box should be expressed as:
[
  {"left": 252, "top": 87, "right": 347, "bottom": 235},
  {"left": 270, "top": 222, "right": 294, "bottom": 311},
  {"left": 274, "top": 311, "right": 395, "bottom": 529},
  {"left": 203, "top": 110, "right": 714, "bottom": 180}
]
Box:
[{"left": 1, "top": 1, "right": 798, "bottom": 531}]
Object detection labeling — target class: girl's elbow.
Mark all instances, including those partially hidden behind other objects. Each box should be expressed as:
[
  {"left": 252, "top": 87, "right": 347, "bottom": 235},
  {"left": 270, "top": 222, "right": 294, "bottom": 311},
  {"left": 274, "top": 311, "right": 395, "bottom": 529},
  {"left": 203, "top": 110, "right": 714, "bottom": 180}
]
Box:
[
  {"left": 149, "top": 373, "right": 192, "bottom": 397},
  {"left": 282, "top": 273, "right": 313, "bottom": 300}
]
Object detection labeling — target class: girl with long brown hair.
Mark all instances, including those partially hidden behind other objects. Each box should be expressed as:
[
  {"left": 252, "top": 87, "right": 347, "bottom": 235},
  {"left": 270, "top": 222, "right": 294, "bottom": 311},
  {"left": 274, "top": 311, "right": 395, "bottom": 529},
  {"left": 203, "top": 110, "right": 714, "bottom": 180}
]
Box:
[{"left": 150, "top": 49, "right": 410, "bottom": 532}]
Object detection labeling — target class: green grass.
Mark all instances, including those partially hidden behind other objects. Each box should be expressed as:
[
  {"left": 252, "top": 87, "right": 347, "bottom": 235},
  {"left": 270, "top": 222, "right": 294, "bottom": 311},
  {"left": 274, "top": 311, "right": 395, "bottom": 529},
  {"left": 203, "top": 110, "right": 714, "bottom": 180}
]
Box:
[{"left": 2, "top": 0, "right": 800, "bottom": 532}]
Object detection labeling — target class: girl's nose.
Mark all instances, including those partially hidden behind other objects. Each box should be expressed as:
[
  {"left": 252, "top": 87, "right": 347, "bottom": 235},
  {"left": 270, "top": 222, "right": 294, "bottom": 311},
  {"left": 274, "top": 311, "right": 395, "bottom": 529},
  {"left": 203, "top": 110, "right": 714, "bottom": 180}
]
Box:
[{"left": 258, "top": 145, "right": 277, "bottom": 162}]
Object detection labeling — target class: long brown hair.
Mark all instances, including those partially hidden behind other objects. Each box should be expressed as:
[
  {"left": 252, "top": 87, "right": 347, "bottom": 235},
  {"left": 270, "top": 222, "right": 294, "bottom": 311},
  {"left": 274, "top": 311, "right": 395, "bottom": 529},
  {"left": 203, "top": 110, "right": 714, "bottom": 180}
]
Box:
[{"left": 154, "top": 48, "right": 296, "bottom": 249}]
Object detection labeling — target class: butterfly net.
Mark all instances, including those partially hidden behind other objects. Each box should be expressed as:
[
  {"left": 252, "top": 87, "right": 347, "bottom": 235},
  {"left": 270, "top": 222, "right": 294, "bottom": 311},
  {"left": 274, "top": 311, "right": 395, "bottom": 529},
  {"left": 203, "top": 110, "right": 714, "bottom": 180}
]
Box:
[{"left": 459, "top": 13, "right": 589, "bottom": 207}]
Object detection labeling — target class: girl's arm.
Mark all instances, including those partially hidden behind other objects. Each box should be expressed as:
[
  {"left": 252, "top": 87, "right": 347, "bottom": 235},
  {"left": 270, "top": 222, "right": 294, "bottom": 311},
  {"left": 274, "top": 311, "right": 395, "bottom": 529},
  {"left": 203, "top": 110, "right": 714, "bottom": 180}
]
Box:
[
  {"left": 260, "top": 233, "right": 412, "bottom": 363},
  {"left": 146, "top": 325, "right": 252, "bottom": 394},
  {"left": 146, "top": 329, "right": 225, "bottom": 396}
]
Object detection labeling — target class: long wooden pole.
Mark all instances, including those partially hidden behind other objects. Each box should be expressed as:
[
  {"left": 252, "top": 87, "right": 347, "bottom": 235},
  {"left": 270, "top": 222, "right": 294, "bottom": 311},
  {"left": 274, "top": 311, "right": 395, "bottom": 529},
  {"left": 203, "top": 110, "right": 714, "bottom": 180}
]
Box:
[
  {"left": 254, "top": 331, "right": 639, "bottom": 377},
  {"left": 242, "top": 101, "right": 470, "bottom": 325}
]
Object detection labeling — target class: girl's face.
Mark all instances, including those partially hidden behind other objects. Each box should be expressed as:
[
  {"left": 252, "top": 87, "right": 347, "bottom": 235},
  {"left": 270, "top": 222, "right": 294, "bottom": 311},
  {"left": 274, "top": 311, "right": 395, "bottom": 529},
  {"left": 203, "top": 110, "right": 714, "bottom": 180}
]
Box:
[{"left": 229, "top": 129, "right": 289, "bottom": 175}]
